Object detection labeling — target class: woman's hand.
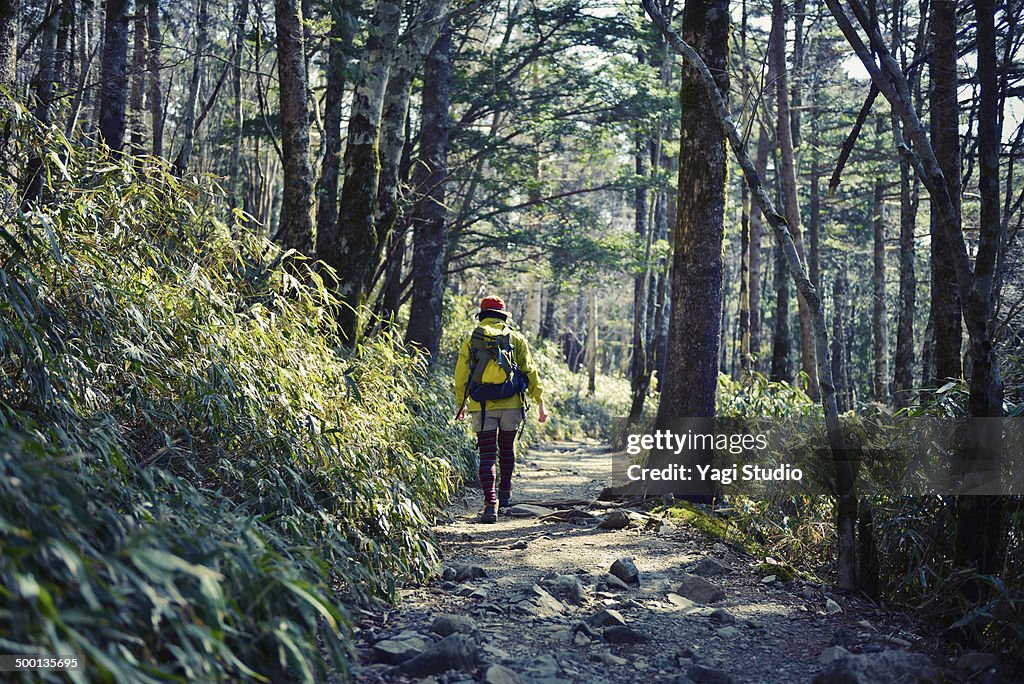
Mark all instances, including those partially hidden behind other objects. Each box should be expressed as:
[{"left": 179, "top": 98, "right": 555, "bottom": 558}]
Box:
[
  {"left": 456, "top": 407, "right": 466, "bottom": 421},
  {"left": 537, "top": 401, "right": 547, "bottom": 424}
]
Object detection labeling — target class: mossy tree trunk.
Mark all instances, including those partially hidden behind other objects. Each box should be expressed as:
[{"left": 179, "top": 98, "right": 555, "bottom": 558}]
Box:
[
  {"left": 404, "top": 22, "right": 452, "bottom": 359},
  {"left": 99, "top": 0, "right": 130, "bottom": 151},
  {"left": 274, "top": 0, "right": 314, "bottom": 257}
]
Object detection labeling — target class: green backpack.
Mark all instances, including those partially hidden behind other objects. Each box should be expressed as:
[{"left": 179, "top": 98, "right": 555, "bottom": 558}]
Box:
[{"left": 466, "top": 324, "right": 529, "bottom": 405}]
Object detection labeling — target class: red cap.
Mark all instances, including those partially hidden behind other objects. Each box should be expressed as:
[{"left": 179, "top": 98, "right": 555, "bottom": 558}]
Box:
[{"left": 479, "top": 295, "right": 508, "bottom": 314}]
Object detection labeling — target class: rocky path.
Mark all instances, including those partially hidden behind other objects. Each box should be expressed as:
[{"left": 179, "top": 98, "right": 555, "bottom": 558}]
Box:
[{"left": 348, "top": 440, "right": 980, "bottom": 684}]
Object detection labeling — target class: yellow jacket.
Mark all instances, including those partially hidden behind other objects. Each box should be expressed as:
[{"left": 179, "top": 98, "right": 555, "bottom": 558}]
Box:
[{"left": 454, "top": 316, "right": 544, "bottom": 411}]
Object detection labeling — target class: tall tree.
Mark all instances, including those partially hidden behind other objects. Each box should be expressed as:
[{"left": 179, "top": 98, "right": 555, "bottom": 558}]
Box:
[
  {"left": 274, "top": 0, "right": 314, "bottom": 255},
  {"left": 405, "top": 22, "right": 452, "bottom": 358},
  {"left": 871, "top": 118, "right": 889, "bottom": 405},
  {"left": 173, "top": 0, "right": 209, "bottom": 174},
  {"left": 314, "top": 0, "right": 355, "bottom": 256},
  {"left": 654, "top": 0, "right": 729, "bottom": 425},
  {"left": 98, "top": 0, "right": 131, "bottom": 151},
  {"left": 329, "top": 0, "right": 403, "bottom": 341},
  {"left": 146, "top": 0, "right": 163, "bottom": 157},
  {"left": 749, "top": 124, "right": 768, "bottom": 374},
  {"left": 129, "top": 5, "right": 146, "bottom": 156},
  {"left": 928, "top": 0, "right": 963, "bottom": 385},
  {"left": 770, "top": 0, "right": 816, "bottom": 396}
]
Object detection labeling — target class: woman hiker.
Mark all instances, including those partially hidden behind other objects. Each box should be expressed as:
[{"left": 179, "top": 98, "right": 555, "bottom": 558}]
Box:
[{"left": 455, "top": 295, "right": 547, "bottom": 523}]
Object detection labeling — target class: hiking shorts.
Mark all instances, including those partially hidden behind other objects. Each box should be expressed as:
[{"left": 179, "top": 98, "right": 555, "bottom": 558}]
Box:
[{"left": 471, "top": 408, "right": 525, "bottom": 433}]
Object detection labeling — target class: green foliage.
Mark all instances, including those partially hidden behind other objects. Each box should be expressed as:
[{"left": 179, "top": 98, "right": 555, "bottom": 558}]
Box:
[{"left": 1, "top": 111, "right": 474, "bottom": 681}]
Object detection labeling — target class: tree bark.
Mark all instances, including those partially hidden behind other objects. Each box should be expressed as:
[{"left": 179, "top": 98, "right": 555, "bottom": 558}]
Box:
[
  {"left": 146, "top": 0, "right": 163, "bottom": 158},
  {"left": 771, "top": 0, "right": 817, "bottom": 397},
  {"left": 928, "top": 0, "right": 963, "bottom": 385},
  {"left": 129, "top": 4, "right": 146, "bottom": 156},
  {"left": 654, "top": 0, "right": 728, "bottom": 426},
  {"left": 770, "top": 240, "right": 793, "bottom": 383},
  {"left": 749, "top": 124, "right": 768, "bottom": 374},
  {"left": 404, "top": 22, "right": 451, "bottom": 359},
  {"left": 331, "top": 0, "right": 402, "bottom": 342},
  {"left": 831, "top": 268, "right": 849, "bottom": 413},
  {"left": 871, "top": 117, "right": 889, "bottom": 405},
  {"left": 629, "top": 127, "right": 651, "bottom": 421},
  {"left": 230, "top": 0, "right": 248, "bottom": 208},
  {"left": 98, "top": 0, "right": 130, "bottom": 151},
  {"left": 893, "top": 124, "right": 918, "bottom": 408},
  {"left": 274, "top": 0, "right": 314, "bottom": 256},
  {"left": 314, "top": 0, "right": 354, "bottom": 256},
  {"left": 24, "top": 0, "right": 57, "bottom": 202}
]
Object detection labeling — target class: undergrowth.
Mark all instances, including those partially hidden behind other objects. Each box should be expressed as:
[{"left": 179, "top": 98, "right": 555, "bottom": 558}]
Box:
[{"left": 1, "top": 107, "right": 474, "bottom": 681}]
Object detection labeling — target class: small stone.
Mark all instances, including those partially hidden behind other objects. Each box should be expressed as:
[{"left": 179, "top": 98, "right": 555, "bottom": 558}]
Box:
[
  {"left": 457, "top": 585, "right": 488, "bottom": 599},
  {"left": 442, "top": 566, "right": 458, "bottom": 581},
  {"left": 372, "top": 636, "right": 426, "bottom": 664},
  {"left": 596, "top": 652, "right": 628, "bottom": 666},
  {"left": 540, "top": 574, "right": 588, "bottom": 605},
  {"left": 485, "top": 664, "right": 524, "bottom": 684},
  {"left": 687, "top": 663, "right": 734, "bottom": 684},
  {"left": 599, "top": 509, "right": 632, "bottom": 529},
  {"left": 588, "top": 608, "right": 627, "bottom": 627},
  {"left": 825, "top": 598, "right": 842, "bottom": 614},
  {"left": 818, "top": 646, "right": 850, "bottom": 666},
  {"left": 453, "top": 564, "right": 488, "bottom": 582},
  {"left": 689, "top": 556, "right": 732, "bottom": 576},
  {"left": 508, "top": 504, "right": 555, "bottom": 517},
  {"left": 676, "top": 573, "right": 726, "bottom": 604},
  {"left": 887, "top": 636, "right": 912, "bottom": 648},
  {"left": 609, "top": 557, "right": 641, "bottom": 585},
  {"left": 711, "top": 543, "right": 729, "bottom": 555},
  {"left": 832, "top": 627, "right": 857, "bottom": 647},
  {"left": 761, "top": 575, "right": 777, "bottom": 584},
  {"left": 508, "top": 540, "right": 529, "bottom": 550},
  {"left": 430, "top": 615, "right": 479, "bottom": 639},
  {"left": 573, "top": 631, "right": 591, "bottom": 646},
  {"left": 603, "top": 625, "right": 646, "bottom": 644},
  {"left": 715, "top": 626, "right": 741, "bottom": 639},
  {"left": 709, "top": 608, "right": 736, "bottom": 624},
  {"left": 802, "top": 586, "right": 817, "bottom": 599},
  {"left": 604, "top": 573, "right": 631, "bottom": 591},
  {"left": 667, "top": 593, "right": 698, "bottom": 613},
  {"left": 396, "top": 633, "right": 479, "bottom": 677}
]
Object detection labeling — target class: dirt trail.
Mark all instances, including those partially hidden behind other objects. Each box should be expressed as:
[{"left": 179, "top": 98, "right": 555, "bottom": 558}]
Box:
[{"left": 348, "top": 440, "right": 952, "bottom": 684}]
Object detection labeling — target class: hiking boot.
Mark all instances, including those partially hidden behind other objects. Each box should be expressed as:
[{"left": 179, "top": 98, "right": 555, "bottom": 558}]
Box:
[
  {"left": 498, "top": 490, "right": 512, "bottom": 509},
  {"left": 479, "top": 503, "right": 497, "bottom": 524}
]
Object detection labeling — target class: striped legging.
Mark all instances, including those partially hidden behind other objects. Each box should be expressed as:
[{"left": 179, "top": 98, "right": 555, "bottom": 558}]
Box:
[{"left": 477, "top": 429, "right": 517, "bottom": 504}]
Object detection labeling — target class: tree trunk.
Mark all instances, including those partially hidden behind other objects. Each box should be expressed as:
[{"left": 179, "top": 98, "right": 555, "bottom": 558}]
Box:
[
  {"left": 893, "top": 126, "right": 917, "bottom": 408},
  {"left": 146, "top": 0, "right": 162, "bottom": 158},
  {"left": 654, "top": 0, "right": 728, "bottom": 425},
  {"left": 831, "top": 268, "right": 849, "bottom": 413},
  {"left": 871, "top": 118, "right": 889, "bottom": 405},
  {"left": 98, "top": 0, "right": 130, "bottom": 151},
  {"left": 129, "top": 5, "right": 146, "bottom": 155},
  {"left": 375, "top": 0, "right": 448, "bottom": 273},
  {"left": 629, "top": 128, "right": 651, "bottom": 421},
  {"left": 314, "top": 0, "right": 354, "bottom": 256},
  {"left": 24, "top": 0, "right": 58, "bottom": 201},
  {"left": 928, "top": 0, "right": 963, "bottom": 385},
  {"left": 749, "top": 124, "right": 768, "bottom": 374},
  {"left": 174, "top": 0, "right": 208, "bottom": 174},
  {"left": 230, "top": 0, "right": 248, "bottom": 208},
  {"left": 404, "top": 22, "right": 451, "bottom": 359},
  {"left": 586, "top": 290, "right": 597, "bottom": 395},
  {"left": 739, "top": 181, "right": 751, "bottom": 375},
  {"left": 274, "top": 0, "right": 314, "bottom": 256},
  {"left": 953, "top": 0, "right": 1004, "bottom": 594},
  {"left": 770, "top": 241, "right": 793, "bottom": 382},
  {"left": 331, "top": 0, "right": 402, "bottom": 342},
  {"left": 771, "top": 0, "right": 816, "bottom": 397}
]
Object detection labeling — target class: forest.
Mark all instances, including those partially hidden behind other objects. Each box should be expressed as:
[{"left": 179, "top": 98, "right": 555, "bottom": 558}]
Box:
[{"left": 1, "top": 0, "right": 1023, "bottom": 681}]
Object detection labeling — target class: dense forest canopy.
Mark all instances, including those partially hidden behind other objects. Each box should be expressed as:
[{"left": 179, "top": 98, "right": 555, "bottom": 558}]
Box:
[{"left": 3, "top": 0, "right": 1024, "bottom": 680}]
